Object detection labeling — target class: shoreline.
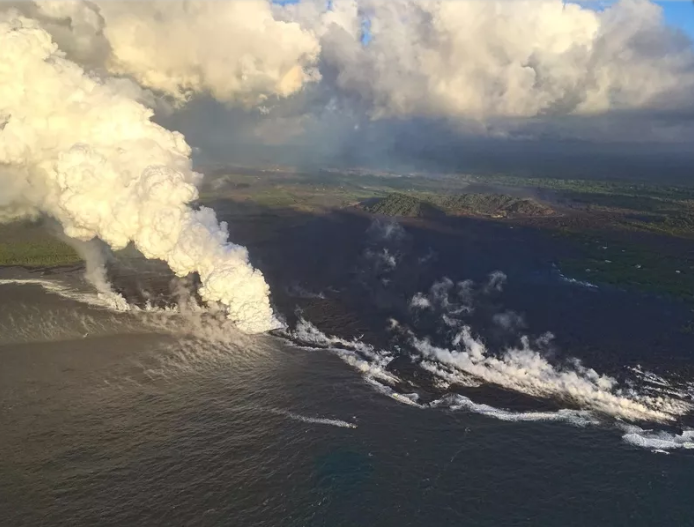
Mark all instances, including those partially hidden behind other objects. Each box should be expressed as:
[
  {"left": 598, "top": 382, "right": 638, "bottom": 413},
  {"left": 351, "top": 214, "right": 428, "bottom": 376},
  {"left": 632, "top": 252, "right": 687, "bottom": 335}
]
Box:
[{"left": 0, "top": 263, "right": 84, "bottom": 280}]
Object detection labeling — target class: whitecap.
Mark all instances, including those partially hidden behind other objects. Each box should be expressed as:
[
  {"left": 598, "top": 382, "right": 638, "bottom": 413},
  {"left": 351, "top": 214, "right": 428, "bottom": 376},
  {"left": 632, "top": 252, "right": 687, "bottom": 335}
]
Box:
[{"left": 269, "top": 409, "right": 357, "bottom": 429}]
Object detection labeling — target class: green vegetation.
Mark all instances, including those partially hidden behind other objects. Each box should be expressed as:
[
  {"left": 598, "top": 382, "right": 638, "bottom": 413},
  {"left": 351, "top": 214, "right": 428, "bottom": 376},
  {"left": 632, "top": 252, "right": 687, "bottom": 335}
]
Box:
[
  {"left": 434, "top": 193, "right": 553, "bottom": 217},
  {"left": 0, "top": 240, "right": 80, "bottom": 267},
  {"left": 469, "top": 174, "right": 694, "bottom": 238},
  {"left": 363, "top": 192, "right": 553, "bottom": 218},
  {"left": 206, "top": 166, "right": 694, "bottom": 303},
  {"left": 201, "top": 168, "right": 694, "bottom": 236},
  {"left": 363, "top": 194, "right": 442, "bottom": 217},
  {"left": 471, "top": 174, "right": 694, "bottom": 201},
  {"left": 558, "top": 233, "right": 694, "bottom": 302},
  {"left": 628, "top": 211, "right": 694, "bottom": 238},
  {"left": 0, "top": 222, "right": 82, "bottom": 268}
]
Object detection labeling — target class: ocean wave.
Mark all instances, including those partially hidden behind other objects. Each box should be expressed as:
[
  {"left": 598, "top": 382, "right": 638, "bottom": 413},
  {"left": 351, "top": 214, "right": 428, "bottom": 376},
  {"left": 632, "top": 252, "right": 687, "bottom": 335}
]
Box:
[
  {"left": 621, "top": 425, "right": 694, "bottom": 451},
  {"left": 560, "top": 276, "right": 599, "bottom": 289},
  {"left": 364, "top": 377, "right": 423, "bottom": 408},
  {"left": 0, "top": 277, "right": 130, "bottom": 311},
  {"left": 0, "top": 305, "right": 143, "bottom": 345},
  {"left": 551, "top": 264, "right": 599, "bottom": 289},
  {"left": 431, "top": 394, "right": 599, "bottom": 426},
  {"left": 0, "top": 276, "right": 252, "bottom": 344},
  {"left": 269, "top": 409, "right": 357, "bottom": 429},
  {"left": 285, "top": 319, "right": 400, "bottom": 387},
  {"left": 284, "top": 319, "right": 692, "bottom": 428},
  {"left": 412, "top": 329, "right": 691, "bottom": 423}
]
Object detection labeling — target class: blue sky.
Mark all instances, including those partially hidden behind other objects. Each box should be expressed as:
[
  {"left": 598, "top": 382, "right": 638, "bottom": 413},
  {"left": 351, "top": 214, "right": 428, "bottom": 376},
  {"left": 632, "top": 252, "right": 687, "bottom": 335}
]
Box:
[
  {"left": 656, "top": 1, "right": 694, "bottom": 40},
  {"left": 275, "top": 0, "right": 694, "bottom": 40}
]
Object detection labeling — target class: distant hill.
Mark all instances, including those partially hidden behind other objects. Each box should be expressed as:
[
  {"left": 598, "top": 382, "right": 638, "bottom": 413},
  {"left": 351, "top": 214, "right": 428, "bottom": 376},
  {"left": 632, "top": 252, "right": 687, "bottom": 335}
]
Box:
[
  {"left": 363, "top": 194, "right": 444, "bottom": 218},
  {"left": 362, "top": 192, "right": 553, "bottom": 219}
]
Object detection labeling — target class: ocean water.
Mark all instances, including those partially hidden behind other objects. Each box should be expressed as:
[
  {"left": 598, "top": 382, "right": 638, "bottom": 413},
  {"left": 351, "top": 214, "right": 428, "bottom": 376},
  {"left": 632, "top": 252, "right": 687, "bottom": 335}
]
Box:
[{"left": 2, "top": 212, "right": 694, "bottom": 526}]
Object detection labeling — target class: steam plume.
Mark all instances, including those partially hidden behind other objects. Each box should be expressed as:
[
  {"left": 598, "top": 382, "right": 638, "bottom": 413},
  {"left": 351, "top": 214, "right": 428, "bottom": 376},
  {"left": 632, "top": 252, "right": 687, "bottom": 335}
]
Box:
[
  {"left": 53, "top": 228, "right": 130, "bottom": 311},
  {"left": 0, "top": 14, "right": 278, "bottom": 333}
]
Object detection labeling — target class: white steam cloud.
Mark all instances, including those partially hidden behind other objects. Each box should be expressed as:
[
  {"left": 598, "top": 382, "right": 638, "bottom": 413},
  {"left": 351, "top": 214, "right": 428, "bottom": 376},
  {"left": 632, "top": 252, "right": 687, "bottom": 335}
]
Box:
[{"left": 0, "top": 14, "right": 278, "bottom": 333}]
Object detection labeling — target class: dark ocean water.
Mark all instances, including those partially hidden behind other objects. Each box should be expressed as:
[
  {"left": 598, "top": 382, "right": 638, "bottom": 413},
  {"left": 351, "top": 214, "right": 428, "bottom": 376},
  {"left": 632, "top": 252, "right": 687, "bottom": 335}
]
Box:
[{"left": 2, "top": 211, "right": 694, "bottom": 526}]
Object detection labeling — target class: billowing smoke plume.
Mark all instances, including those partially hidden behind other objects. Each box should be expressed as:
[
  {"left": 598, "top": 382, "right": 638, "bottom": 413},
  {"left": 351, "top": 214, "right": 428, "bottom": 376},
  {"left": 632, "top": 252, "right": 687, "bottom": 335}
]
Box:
[{"left": 0, "top": 14, "right": 278, "bottom": 333}]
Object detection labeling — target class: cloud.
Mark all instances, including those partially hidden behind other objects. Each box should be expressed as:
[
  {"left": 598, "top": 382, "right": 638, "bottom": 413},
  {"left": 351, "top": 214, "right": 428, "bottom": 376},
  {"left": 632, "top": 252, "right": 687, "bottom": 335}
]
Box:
[
  {"left": 24, "top": 0, "right": 322, "bottom": 105},
  {"left": 2, "top": 0, "right": 694, "bottom": 180},
  {"left": 27, "top": 1, "right": 692, "bottom": 120},
  {"left": 158, "top": 0, "right": 694, "bottom": 166},
  {"left": 303, "top": 0, "right": 694, "bottom": 121}
]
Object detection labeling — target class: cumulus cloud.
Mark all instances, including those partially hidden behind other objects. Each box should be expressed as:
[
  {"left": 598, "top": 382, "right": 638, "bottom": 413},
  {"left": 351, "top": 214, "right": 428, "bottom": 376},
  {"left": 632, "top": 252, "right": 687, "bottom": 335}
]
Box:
[
  {"left": 131, "top": 0, "right": 694, "bottom": 167},
  {"left": 302, "top": 0, "right": 694, "bottom": 121},
  {"left": 20, "top": 0, "right": 322, "bottom": 105},
  {"left": 20, "top": 0, "right": 693, "bottom": 122},
  {"left": 6, "top": 0, "right": 690, "bottom": 153}
]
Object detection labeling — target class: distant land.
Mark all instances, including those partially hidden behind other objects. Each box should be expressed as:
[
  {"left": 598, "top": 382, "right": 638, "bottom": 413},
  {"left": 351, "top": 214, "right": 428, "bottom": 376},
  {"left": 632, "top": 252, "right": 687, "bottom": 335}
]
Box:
[
  {"left": 1, "top": 166, "right": 693, "bottom": 305},
  {"left": 362, "top": 192, "right": 554, "bottom": 219}
]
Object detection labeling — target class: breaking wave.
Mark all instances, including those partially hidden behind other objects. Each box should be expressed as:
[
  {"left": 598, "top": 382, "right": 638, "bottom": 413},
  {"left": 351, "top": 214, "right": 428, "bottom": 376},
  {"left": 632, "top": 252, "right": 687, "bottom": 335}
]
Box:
[
  {"left": 285, "top": 318, "right": 690, "bottom": 424},
  {"left": 621, "top": 425, "right": 694, "bottom": 452},
  {"left": 431, "top": 395, "right": 599, "bottom": 427},
  {"left": 552, "top": 264, "right": 599, "bottom": 289},
  {"left": 4, "top": 271, "right": 693, "bottom": 452},
  {"left": 0, "top": 306, "right": 148, "bottom": 345},
  {"left": 279, "top": 317, "right": 693, "bottom": 451},
  {"left": 411, "top": 330, "right": 689, "bottom": 423}
]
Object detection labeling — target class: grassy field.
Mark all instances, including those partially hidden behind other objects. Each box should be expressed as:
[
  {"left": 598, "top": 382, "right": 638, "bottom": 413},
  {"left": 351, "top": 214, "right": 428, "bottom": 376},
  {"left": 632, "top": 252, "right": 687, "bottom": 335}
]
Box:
[
  {"left": 362, "top": 192, "right": 553, "bottom": 218},
  {"left": 465, "top": 174, "right": 694, "bottom": 237},
  {"left": 0, "top": 242, "right": 81, "bottom": 267},
  {"left": 0, "top": 223, "right": 81, "bottom": 267},
  {"left": 556, "top": 231, "right": 694, "bottom": 302},
  {"left": 471, "top": 174, "right": 694, "bottom": 201}
]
